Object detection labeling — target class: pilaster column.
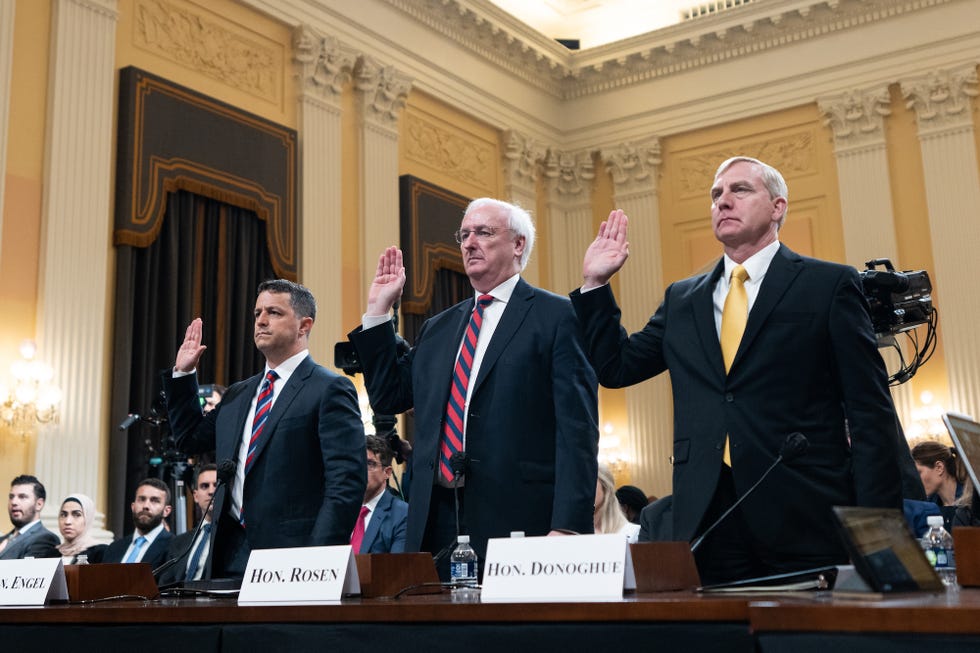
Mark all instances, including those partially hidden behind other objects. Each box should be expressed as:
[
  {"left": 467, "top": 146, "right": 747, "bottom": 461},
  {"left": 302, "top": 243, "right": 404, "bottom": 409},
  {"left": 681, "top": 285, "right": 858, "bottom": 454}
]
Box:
[
  {"left": 502, "top": 130, "right": 545, "bottom": 284},
  {"left": 543, "top": 148, "right": 595, "bottom": 294},
  {"left": 602, "top": 137, "right": 671, "bottom": 497},
  {"left": 0, "top": 0, "right": 15, "bottom": 263},
  {"left": 818, "top": 86, "right": 912, "bottom": 426},
  {"left": 901, "top": 65, "right": 980, "bottom": 419},
  {"left": 34, "top": 0, "right": 118, "bottom": 539},
  {"left": 293, "top": 26, "right": 357, "bottom": 361},
  {"left": 353, "top": 57, "right": 412, "bottom": 305}
]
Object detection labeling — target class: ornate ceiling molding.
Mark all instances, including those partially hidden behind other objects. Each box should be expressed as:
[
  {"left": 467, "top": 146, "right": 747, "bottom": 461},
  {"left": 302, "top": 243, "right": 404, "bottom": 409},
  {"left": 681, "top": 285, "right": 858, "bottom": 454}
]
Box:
[{"left": 382, "top": 0, "right": 959, "bottom": 99}]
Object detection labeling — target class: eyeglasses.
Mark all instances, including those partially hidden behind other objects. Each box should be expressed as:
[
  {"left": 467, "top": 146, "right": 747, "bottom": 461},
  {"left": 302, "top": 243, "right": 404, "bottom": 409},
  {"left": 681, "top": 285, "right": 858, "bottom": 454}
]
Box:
[
  {"left": 366, "top": 460, "right": 387, "bottom": 470},
  {"left": 453, "top": 227, "right": 514, "bottom": 244}
]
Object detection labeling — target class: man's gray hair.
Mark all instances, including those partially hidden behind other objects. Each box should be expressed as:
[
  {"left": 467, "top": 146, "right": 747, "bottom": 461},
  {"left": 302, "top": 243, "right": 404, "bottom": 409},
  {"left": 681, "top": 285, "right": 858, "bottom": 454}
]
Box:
[{"left": 464, "top": 198, "right": 536, "bottom": 270}]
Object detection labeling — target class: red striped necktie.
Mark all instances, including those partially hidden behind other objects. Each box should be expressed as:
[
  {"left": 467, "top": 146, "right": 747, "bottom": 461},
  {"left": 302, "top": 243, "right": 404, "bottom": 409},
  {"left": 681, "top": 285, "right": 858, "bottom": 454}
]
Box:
[
  {"left": 439, "top": 295, "right": 493, "bottom": 483},
  {"left": 246, "top": 370, "right": 278, "bottom": 475}
]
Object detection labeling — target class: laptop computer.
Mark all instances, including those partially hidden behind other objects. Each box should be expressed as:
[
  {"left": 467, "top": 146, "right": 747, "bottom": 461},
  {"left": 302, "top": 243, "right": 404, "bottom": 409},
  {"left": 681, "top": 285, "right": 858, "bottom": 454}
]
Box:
[
  {"left": 832, "top": 506, "right": 944, "bottom": 593},
  {"left": 943, "top": 411, "right": 980, "bottom": 492}
]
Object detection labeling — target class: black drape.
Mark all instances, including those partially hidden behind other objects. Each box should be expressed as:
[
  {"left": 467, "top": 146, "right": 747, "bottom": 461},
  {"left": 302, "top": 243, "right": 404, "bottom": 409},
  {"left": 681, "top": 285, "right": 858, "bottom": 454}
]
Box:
[
  {"left": 401, "top": 268, "right": 471, "bottom": 345},
  {"left": 108, "top": 191, "right": 275, "bottom": 536}
]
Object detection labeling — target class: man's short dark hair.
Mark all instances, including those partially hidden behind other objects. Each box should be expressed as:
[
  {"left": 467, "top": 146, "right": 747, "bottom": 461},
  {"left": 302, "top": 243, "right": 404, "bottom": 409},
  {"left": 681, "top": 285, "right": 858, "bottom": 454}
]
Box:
[
  {"left": 365, "top": 434, "right": 394, "bottom": 468},
  {"left": 257, "top": 279, "right": 317, "bottom": 321},
  {"left": 194, "top": 463, "right": 218, "bottom": 490},
  {"left": 10, "top": 475, "right": 45, "bottom": 501},
  {"left": 135, "top": 477, "right": 172, "bottom": 506}
]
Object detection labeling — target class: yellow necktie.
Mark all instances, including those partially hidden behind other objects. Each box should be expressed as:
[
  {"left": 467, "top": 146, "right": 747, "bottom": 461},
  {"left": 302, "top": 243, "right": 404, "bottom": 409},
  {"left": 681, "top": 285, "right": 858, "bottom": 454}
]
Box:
[{"left": 720, "top": 264, "right": 749, "bottom": 466}]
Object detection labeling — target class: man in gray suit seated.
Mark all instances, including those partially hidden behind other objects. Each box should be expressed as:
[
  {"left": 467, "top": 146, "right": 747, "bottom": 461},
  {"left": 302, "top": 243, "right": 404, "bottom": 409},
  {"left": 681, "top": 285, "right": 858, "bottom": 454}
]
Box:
[{"left": 0, "top": 474, "right": 60, "bottom": 559}]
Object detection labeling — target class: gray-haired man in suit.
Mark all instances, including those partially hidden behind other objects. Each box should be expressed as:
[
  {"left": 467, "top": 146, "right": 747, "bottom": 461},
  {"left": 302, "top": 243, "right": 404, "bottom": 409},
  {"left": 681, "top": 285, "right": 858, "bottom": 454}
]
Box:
[{"left": 0, "top": 475, "right": 60, "bottom": 559}]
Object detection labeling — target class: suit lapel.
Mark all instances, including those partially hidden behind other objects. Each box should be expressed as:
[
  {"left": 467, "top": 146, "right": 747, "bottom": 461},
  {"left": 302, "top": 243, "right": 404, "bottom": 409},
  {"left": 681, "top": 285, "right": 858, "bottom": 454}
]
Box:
[
  {"left": 248, "top": 356, "right": 314, "bottom": 469},
  {"left": 361, "top": 491, "right": 390, "bottom": 552},
  {"left": 732, "top": 244, "right": 802, "bottom": 371},
  {"left": 219, "top": 374, "right": 262, "bottom": 462},
  {"left": 470, "top": 279, "right": 532, "bottom": 396},
  {"left": 692, "top": 259, "right": 726, "bottom": 377}
]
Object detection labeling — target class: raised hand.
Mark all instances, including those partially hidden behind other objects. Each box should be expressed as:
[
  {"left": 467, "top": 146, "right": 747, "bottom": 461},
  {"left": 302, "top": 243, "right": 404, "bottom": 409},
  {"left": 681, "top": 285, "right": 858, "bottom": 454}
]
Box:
[
  {"left": 367, "top": 246, "right": 406, "bottom": 316},
  {"left": 582, "top": 209, "right": 630, "bottom": 288},
  {"left": 175, "top": 317, "right": 207, "bottom": 373}
]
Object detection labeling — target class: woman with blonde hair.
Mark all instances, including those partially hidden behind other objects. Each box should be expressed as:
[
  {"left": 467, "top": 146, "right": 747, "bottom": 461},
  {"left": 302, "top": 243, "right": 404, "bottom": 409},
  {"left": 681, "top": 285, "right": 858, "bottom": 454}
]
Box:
[
  {"left": 57, "top": 493, "right": 107, "bottom": 564},
  {"left": 594, "top": 463, "right": 640, "bottom": 543}
]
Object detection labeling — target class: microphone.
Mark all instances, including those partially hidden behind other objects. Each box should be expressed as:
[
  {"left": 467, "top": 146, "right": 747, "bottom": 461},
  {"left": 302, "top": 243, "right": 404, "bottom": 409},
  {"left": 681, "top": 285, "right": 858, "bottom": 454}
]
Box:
[
  {"left": 118, "top": 414, "right": 141, "bottom": 430},
  {"left": 432, "top": 452, "right": 471, "bottom": 569},
  {"left": 690, "top": 433, "right": 809, "bottom": 553},
  {"left": 154, "top": 459, "right": 236, "bottom": 583}
]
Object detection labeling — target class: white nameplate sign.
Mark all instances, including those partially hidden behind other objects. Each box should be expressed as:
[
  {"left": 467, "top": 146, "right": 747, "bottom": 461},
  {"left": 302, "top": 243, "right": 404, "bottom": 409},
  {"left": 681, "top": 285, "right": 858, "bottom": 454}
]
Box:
[
  {"left": 481, "top": 533, "right": 635, "bottom": 601},
  {"left": 0, "top": 558, "right": 68, "bottom": 605},
  {"left": 238, "top": 545, "right": 359, "bottom": 604}
]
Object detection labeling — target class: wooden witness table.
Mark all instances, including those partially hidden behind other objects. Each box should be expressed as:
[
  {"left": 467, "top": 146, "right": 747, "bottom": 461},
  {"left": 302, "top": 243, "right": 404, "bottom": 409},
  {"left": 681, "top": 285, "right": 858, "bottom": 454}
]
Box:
[{"left": 3, "top": 589, "right": 980, "bottom": 652}]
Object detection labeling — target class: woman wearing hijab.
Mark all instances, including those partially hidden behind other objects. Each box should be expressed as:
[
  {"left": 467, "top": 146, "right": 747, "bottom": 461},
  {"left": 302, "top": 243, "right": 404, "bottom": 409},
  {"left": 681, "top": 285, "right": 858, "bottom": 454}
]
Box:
[{"left": 57, "top": 493, "right": 108, "bottom": 564}]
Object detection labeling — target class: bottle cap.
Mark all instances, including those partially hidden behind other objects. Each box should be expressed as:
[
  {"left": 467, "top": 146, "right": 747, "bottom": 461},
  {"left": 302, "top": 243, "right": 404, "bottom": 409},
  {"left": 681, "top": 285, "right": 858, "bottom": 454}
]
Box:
[
  {"left": 927, "top": 515, "right": 945, "bottom": 527},
  {"left": 457, "top": 534, "right": 470, "bottom": 544}
]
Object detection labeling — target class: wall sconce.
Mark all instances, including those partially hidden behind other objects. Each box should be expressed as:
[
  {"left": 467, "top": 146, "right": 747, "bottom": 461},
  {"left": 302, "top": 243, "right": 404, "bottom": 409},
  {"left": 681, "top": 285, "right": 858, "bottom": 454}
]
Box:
[
  {"left": 598, "top": 423, "right": 630, "bottom": 479},
  {"left": 0, "top": 340, "right": 62, "bottom": 441},
  {"left": 905, "top": 390, "right": 950, "bottom": 445}
]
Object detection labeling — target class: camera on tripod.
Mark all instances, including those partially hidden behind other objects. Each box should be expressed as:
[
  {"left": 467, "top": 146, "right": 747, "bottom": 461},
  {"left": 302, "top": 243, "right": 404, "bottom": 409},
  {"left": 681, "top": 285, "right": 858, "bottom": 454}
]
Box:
[{"left": 860, "top": 258, "right": 933, "bottom": 336}]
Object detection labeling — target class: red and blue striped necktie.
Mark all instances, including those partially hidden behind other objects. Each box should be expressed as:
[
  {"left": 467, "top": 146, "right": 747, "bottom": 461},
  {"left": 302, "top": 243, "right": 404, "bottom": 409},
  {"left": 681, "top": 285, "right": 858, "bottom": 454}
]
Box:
[
  {"left": 246, "top": 370, "right": 278, "bottom": 475},
  {"left": 440, "top": 295, "right": 493, "bottom": 483}
]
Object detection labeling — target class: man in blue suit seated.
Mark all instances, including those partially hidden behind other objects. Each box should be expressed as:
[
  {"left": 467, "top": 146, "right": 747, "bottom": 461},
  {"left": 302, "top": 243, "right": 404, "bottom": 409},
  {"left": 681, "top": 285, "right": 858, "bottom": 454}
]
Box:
[
  {"left": 352, "top": 435, "right": 408, "bottom": 554},
  {"left": 102, "top": 478, "right": 174, "bottom": 568}
]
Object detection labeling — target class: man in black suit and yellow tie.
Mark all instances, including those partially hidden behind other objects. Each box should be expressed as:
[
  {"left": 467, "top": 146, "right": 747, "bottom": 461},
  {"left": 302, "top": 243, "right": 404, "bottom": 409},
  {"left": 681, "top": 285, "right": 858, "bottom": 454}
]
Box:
[
  {"left": 571, "top": 156, "right": 904, "bottom": 585},
  {"left": 350, "top": 198, "right": 599, "bottom": 578},
  {"left": 166, "top": 279, "right": 366, "bottom": 579}
]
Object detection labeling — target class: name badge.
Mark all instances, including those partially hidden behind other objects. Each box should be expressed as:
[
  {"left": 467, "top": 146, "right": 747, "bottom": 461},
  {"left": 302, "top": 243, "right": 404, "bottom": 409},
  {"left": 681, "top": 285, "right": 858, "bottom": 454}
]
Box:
[
  {"left": 481, "top": 533, "right": 635, "bottom": 601},
  {"left": 0, "top": 558, "right": 68, "bottom": 605},
  {"left": 238, "top": 545, "right": 359, "bottom": 604}
]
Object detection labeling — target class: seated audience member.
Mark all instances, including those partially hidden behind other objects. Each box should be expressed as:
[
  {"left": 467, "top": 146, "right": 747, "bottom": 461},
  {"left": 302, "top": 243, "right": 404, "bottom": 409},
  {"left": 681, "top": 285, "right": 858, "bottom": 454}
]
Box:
[
  {"left": 57, "top": 493, "right": 108, "bottom": 564},
  {"left": 912, "top": 440, "right": 964, "bottom": 508},
  {"left": 200, "top": 383, "right": 226, "bottom": 414},
  {"left": 912, "top": 440, "right": 973, "bottom": 531},
  {"left": 102, "top": 478, "right": 173, "bottom": 568},
  {"left": 594, "top": 464, "right": 640, "bottom": 543},
  {"left": 0, "top": 474, "right": 60, "bottom": 559},
  {"left": 615, "top": 485, "right": 650, "bottom": 524},
  {"left": 352, "top": 435, "right": 408, "bottom": 554},
  {"left": 638, "top": 495, "right": 674, "bottom": 543},
  {"left": 159, "top": 464, "right": 217, "bottom": 584}
]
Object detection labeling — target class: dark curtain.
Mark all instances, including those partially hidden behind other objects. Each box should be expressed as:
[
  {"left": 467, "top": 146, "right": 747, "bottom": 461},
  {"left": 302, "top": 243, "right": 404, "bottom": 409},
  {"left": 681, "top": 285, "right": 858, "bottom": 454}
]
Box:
[
  {"left": 401, "top": 267, "right": 471, "bottom": 345},
  {"left": 108, "top": 191, "right": 275, "bottom": 536}
]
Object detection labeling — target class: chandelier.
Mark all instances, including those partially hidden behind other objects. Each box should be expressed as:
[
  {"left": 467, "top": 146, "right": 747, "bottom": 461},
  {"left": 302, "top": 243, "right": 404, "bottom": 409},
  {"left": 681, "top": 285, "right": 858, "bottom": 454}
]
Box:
[{"left": 0, "top": 340, "right": 62, "bottom": 439}]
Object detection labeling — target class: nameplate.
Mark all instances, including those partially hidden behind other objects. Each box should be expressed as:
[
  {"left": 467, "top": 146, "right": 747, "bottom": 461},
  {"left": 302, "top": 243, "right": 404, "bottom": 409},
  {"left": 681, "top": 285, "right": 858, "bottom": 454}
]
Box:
[
  {"left": 238, "top": 545, "right": 359, "bottom": 604},
  {"left": 0, "top": 558, "right": 68, "bottom": 605},
  {"left": 481, "top": 534, "right": 635, "bottom": 601}
]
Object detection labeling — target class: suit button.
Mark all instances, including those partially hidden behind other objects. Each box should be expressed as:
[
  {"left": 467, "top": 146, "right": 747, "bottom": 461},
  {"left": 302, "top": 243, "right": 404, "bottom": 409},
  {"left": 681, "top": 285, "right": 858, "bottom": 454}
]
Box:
[{"left": 725, "top": 393, "right": 734, "bottom": 402}]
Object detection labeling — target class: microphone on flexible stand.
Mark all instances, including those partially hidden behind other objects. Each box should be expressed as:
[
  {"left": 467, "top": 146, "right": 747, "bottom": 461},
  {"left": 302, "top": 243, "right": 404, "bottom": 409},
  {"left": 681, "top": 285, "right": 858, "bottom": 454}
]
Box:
[
  {"left": 154, "top": 459, "right": 236, "bottom": 584},
  {"left": 690, "top": 432, "right": 809, "bottom": 553},
  {"left": 432, "top": 452, "right": 470, "bottom": 567}
]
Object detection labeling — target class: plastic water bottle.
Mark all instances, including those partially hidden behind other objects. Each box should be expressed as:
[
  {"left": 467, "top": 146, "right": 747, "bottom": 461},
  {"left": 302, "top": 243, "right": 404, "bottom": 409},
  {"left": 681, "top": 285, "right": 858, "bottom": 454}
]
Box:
[
  {"left": 75, "top": 554, "right": 89, "bottom": 565},
  {"left": 920, "top": 515, "right": 957, "bottom": 589},
  {"left": 450, "top": 535, "right": 479, "bottom": 602}
]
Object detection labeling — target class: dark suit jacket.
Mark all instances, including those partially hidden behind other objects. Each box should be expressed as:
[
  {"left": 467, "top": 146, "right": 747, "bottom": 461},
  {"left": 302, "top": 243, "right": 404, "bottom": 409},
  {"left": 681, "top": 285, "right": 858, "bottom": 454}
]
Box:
[
  {"left": 571, "top": 245, "right": 903, "bottom": 560},
  {"left": 350, "top": 278, "right": 599, "bottom": 561},
  {"left": 156, "top": 525, "right": 210, "bottom": 584},
  {"left": 359, "top": 489, "right": 408, "bottom": 554},
  {"left": 0, "top": 522, "right": 61, "bottom": 559},
  {"left": 166, "top": 355, "right": 366, "bottom": 577},
  {"left": 102, "top": 529, "right": 173, "bottom": 569}
]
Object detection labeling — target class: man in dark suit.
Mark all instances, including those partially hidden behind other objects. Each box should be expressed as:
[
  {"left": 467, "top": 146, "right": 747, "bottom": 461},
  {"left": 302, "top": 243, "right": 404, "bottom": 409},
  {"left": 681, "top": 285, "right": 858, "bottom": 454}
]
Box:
[
  {"left": 352, "top": 435, "right": 408, "bottom": 554},
  {"left": 0, "top": 475, "right": 60, "bottom": 559},
  {"left": 166, "top": 279, "right": 366, "bottom": 579},
  {"left": 350, "top": 198, "right": 599, "bottom": 578},
  {"left": 103, "top": 478, "right": 174, "bottom": 568},
  {"left": 158, "top": 464, "right": 217, "bottom": 584},
  {"left": 572, "top": 156, "right": 904, "bottom": 585}
]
